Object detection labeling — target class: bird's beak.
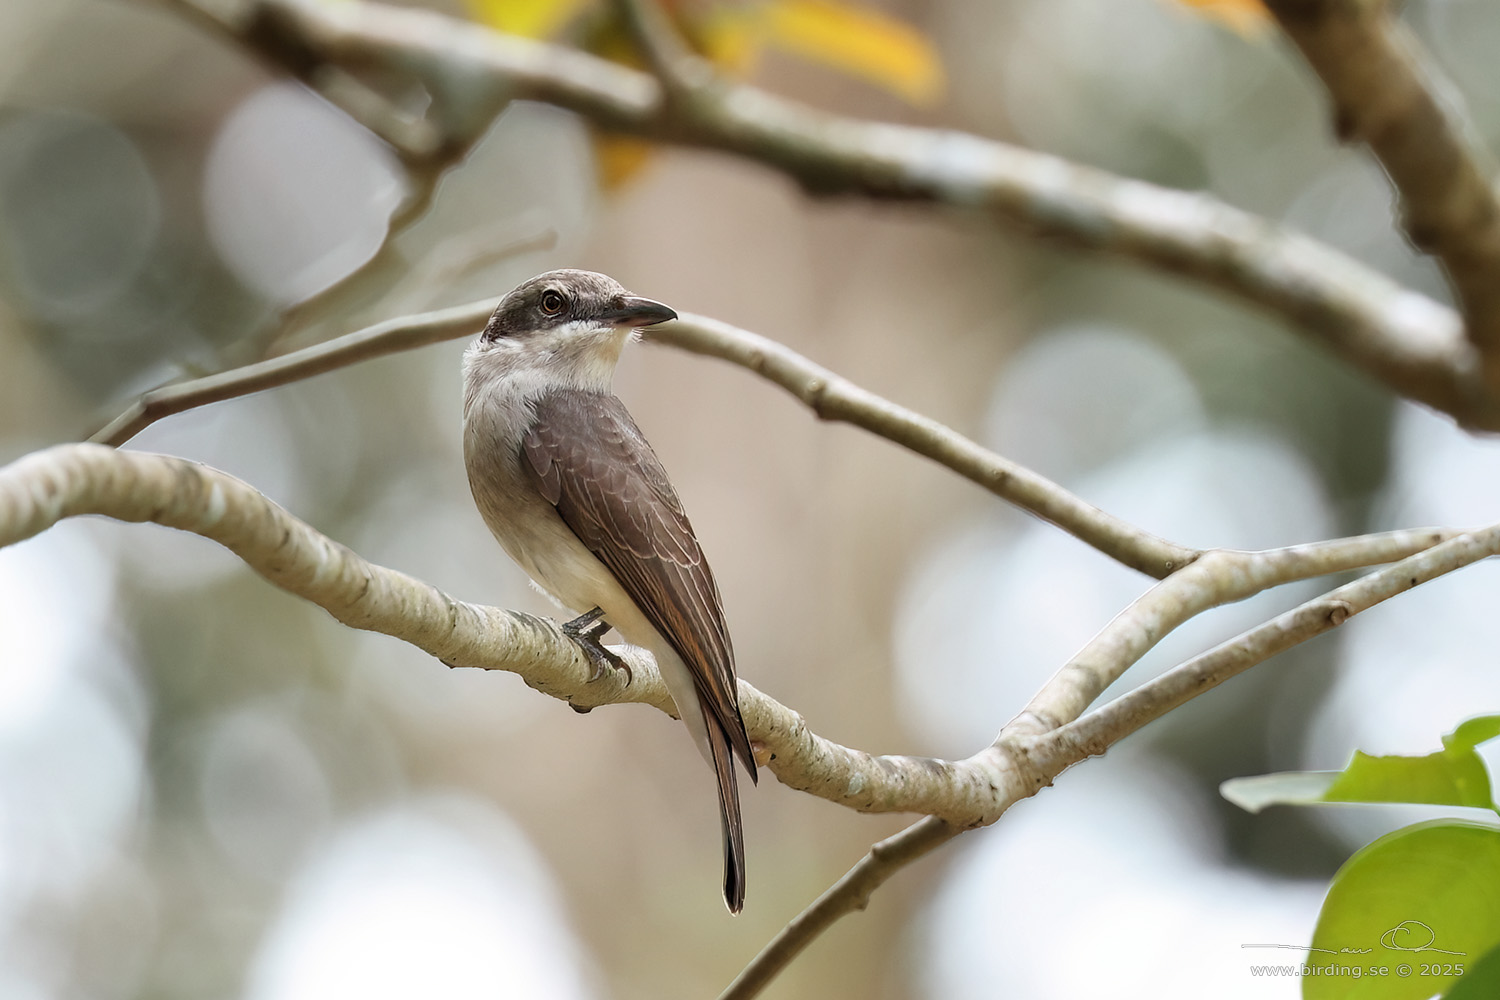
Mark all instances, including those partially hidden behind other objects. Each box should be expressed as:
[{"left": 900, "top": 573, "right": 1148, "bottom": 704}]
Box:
[{"left": 602, "top": 296, "right": 678, "bottom": 328}]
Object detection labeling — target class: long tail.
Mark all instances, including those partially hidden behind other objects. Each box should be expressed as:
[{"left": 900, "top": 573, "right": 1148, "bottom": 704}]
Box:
[{"left": 704, "top": 704, "right": 746, "bottom": 913}]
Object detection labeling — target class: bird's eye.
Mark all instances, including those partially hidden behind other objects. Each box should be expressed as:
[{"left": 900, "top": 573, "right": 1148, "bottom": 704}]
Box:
[{"left": 539, "top": 290, "right": 566, "bottom": 316}]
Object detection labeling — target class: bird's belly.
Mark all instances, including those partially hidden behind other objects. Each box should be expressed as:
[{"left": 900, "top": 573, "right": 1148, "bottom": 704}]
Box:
[
  {"left": 485, "top": 501, "right": 602, "bottom": 608},
  {"left": 522, "top": 536, "right": 612, "bottom": 613}
]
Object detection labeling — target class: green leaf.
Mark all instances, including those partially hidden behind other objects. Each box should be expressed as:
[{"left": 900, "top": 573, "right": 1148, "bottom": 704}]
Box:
[
  {"left": 1447, "top": 715, "right": 1500, "bottom": 753},
  {"left": 1304, "top": 821, "right": 1500, "bottom": 1000},
  {"left": 1323, "top": 748, "right": 1492, "bottom": 810},
  {"left": 1443, "top": 940, "right": 1500, "bottom": 1000},
  {"left": 1220, "top": 715, "right": 1500, "bottom": 814},
  {"left": 1221, "top": 771, "right": 1338, "bottom": 813}
]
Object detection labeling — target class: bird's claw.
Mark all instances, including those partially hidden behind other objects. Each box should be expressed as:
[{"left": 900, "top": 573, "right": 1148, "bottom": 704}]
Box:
[{"left": 562, "top": 607, "right": 632, "bottom": 685}]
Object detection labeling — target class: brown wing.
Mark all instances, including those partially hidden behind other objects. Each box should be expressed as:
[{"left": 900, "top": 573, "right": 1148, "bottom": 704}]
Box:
[{"left": 522, "top": 388, "right": 757, "bottom": 782}]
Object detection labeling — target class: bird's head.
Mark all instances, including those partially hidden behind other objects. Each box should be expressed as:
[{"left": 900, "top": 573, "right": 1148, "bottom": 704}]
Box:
[{"left": 468, "top": 269, "right": 678, "bottom": 390}]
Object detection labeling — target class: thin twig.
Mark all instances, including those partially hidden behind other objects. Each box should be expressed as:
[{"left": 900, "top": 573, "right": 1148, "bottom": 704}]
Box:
[
  {"left": 609, "top": 0, "right": 707, "bottom": 93},
  {"left": 86, "top": 294, "right": 1454, "bottom": 593},
  {"left": 82, "top": 286, "right": 1183, "bottom": 565},
  {"left": 257, "top": 216, "right": 458, "bottom": 358},
  {"left": 659, "top": 314, "right": 1197, "bottom": 577},
  {"left": 721, "top": 525, "right": 1483, "bottom": 999},
  {"left": 263, "top": 225, "right": 555, "bottom": 356},
  {"left": 1267, "top": 0, "right": 1500, "bottom": 383},
  {"left": 88, "top": 291, "right": 1198, "bottom": 572},
  {"left": 1025, "top": 524, "right": 1500, "bottom": 771},
  {"left": 152, "top": 0, "right": 516, "bottom": 362},
  {"left": 719, "top": 817, "right": 961, "bottom": 1000},
  {"left": 1007, "top": 528, "right": 1454, "bottom": 735},
  {"left": 88, "top": 298, "right": 499, "bottom": 446}
]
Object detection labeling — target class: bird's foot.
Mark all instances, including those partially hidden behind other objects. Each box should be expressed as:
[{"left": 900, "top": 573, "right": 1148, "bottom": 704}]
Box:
[{"left": 562, "top": 607, "right": 632, "bottom": 685}]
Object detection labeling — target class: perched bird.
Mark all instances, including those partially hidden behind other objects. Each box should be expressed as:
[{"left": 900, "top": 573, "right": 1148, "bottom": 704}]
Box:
[{"left": 462, "top": 269, "right": 757, "bottom": 912}]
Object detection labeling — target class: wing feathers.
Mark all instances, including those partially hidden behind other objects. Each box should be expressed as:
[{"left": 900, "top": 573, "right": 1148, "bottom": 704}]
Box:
[{"left": 521, "top": 389, "right": 757, "bottom": 781}]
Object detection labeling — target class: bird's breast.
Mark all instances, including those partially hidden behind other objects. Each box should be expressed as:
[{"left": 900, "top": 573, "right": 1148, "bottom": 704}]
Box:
[{"left": 462, "top": 380, "right": 624, "bottom": 616}]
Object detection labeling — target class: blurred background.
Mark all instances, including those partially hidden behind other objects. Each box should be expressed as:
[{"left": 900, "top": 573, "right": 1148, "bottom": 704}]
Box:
[{"left": 3, "top": 0, "right": 1500, "bottom": 997}]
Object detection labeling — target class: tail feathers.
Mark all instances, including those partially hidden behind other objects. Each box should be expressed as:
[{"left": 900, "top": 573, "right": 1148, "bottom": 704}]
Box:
[
  {"left": 727, "top": 715, "right": 758, "bottom": 787},
  {"left": 704, "top": 705, "right": 746, "bottom": 913}
]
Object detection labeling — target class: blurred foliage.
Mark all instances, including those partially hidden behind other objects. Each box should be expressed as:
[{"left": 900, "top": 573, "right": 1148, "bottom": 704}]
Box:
[
  {"left": 465, "top": 0, "right": 944, "bottom": 184},
  {"left": 1174, "top": 0, "right": 1271, "bottom": 36}
]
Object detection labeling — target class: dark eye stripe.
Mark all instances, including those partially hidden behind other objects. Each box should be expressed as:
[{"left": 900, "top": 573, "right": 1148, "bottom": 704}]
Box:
[{"left": 481, "top": 276, "right": 601, "bottom": 341}]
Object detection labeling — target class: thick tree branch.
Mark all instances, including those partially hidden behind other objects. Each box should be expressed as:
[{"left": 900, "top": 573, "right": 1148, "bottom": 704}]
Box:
[
  {"left": 1267, "top": 0, "right": 1500, "bottom": 383},
  {"left": 0, "top": 444, "right": 1466, "bottom": 827},
  {"left": 0, "top": 443, "right": 1020, "bottom": 823},
  {"left": 2, "top": 441, "right": 1478, "bottom": 1000},
  {"left": 154, "top": 0, "right": 1500, "bottom": 428}
]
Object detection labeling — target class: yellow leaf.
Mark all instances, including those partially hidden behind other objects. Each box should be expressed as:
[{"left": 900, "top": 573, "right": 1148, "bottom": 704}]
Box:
[
  {"left": 466, "top": 0, "right": 587, "bottom": 39},
  {"left": 593, "top": 133, "right": 655, "bottom": 188},
  {"left": 758, "top": 0, "right": 944, "bottom": 105},
  {"left": 1173, "top": 0, "right": 1271, "bottom": 37},
  {"left": 467, "top": 0, "right": 945, "bottom": 185},
  {"left": 696, "top": 8, "right": 769, "bottom": 76}
]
